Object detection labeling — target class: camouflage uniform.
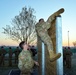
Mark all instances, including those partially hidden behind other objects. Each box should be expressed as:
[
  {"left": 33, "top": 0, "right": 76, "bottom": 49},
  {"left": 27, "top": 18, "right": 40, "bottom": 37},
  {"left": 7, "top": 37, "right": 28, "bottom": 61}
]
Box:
[
  {"left": 18, "top": 50, "right": 34, "bottom": 75},
  {"left": 66, "top": 50, "right": 72, "bottom": 68},
  {"left": 35, "top": 8, "right": 64, "bottom": 53},
  {"left": 35, "top": 10, "right": 63, "bottom": 61},
  {"left": 35, "top": 21, "right": 53, "bottom": 52}
]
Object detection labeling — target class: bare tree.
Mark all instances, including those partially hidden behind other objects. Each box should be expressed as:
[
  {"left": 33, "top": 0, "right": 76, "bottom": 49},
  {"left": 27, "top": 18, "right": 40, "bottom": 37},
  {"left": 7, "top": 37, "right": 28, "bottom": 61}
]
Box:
[
  {"left": 3, "top": 6, "right": 37, "bottom": 44},
  {"left": 73, "top": 41, "right": 76, "bottom": 47}
]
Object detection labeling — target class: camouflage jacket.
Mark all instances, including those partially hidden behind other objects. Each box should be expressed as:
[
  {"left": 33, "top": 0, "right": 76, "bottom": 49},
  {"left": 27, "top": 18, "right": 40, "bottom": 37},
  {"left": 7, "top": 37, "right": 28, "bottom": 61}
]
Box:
[
  {"left": 35, "top": 22, "right": 50, "bottom": 32},
  {"left": 18, "top": 50, "right": 34, "bottom": 71}
]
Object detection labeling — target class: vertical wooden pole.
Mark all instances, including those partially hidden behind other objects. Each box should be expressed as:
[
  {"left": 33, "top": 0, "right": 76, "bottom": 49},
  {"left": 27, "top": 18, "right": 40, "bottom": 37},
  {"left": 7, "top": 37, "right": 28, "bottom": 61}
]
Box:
[{"left": 37, "top": 37, "right": 42, "bottom": 75}]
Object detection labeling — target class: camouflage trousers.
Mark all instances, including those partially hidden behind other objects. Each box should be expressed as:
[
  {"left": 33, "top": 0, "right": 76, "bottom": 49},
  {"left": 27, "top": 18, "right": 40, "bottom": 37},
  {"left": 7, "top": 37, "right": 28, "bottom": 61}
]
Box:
[{"left": 39, "top": 32, "right": 53, "bottom": 52}]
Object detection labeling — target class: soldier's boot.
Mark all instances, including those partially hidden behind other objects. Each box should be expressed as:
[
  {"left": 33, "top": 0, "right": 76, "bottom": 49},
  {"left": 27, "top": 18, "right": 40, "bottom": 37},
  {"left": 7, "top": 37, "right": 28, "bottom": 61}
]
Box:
[{"left": 49, "top": 50, "right": 61, "bottom": 62}]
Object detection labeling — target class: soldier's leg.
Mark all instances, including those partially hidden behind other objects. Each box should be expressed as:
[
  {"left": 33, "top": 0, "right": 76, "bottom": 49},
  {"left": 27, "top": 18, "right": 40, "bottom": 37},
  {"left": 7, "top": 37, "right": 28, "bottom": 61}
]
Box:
[
  {"left": 68, "top": 57, "right": 71, "bottom": 68},
  {"left": 15, "top": 56, "right": 16, "bottom": 64},
  {"left": 1, "top": 55, "right": 4, "bottom": 66},
  {"left": 3, "top": 56, "right": 5, "bottom": 65},
  {"left": 41, "top": 33, "right": 61, "bottom": 62},
  {"left": 41, "top": 33, "right": 53, "bottom": 51}
]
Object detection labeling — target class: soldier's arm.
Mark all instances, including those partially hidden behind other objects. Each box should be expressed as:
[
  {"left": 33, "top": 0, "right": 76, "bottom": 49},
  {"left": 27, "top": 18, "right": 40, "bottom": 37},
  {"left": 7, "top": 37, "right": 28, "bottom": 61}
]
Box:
[
  {"left": 18, "top": 52, "right": 25, "bottom": 61},
  {"left": 47, "top": 8, "right": 64, "bottom": 23},
  {"left": 47, "top": 14, "right": 56, "bottom": 23},
  {"left": 35, "top": 23, "right": 40, "bottom": 36},
  {"left": 18, "top": 55, "right": 24, "bottom": 70},
  {"left": 34, "top": 60, "right": 39, "bottom": 66},
  {"left": 18, "top": 53, "right": 26, "bottom": 70},
  {"left": 18, "top": 58, "right": 23, "bottom": 69},
  {"left": 45, "top": 22, "right": 51, "bottom": 29},
  {"left": 35, "top": 23, "right": 39, "bottom": 30}
]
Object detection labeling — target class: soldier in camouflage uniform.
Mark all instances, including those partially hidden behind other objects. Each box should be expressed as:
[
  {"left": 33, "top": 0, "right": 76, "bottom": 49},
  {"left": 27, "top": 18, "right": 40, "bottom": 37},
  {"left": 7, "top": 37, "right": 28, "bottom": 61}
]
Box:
[
  {"left": 35, "top": 8, "right": 64, "bottom": 62},
  {"left": 14, "top": 47, "right": 21, "bottom": 64},
  {"left": 8, "top": 47, "right": 13, "bottom": 66},
  {"left": 66, "top": 47, "right": 72, "bottom": 68},
  {"left": 0, "top": 46, "right": 7, "bottom": 66},
  {"left": 18, "top": 41, "right": 39, "bottom": 75}
]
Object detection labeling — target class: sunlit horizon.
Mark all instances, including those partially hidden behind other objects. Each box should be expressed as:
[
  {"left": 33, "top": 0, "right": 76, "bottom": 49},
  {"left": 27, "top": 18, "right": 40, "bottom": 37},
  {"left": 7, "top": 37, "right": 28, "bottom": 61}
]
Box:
[{"left": 0, "top": 38, "right": 74, "bottom": 47}]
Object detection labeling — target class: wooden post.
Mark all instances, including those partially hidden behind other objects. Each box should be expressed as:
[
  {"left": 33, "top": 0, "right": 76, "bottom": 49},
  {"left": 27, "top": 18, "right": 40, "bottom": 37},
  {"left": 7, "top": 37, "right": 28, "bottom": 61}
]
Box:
[{"left": 37, "top": 37, "right": 42, "bottom": 75}]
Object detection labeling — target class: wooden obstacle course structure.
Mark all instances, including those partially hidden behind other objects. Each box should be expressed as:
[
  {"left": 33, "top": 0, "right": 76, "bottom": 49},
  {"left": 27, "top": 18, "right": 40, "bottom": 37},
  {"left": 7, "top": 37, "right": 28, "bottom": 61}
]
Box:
[{"left": 37, "top": 16, "right": 63, "bottom": 75}]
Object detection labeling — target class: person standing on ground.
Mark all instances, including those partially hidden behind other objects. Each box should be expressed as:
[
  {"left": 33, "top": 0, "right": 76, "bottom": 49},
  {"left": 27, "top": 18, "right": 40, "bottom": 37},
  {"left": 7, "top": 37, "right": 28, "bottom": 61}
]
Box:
[
  {"left": 18, "top": 41, "right": 39, "bottom": 75},
  {"left": 8, "top": 47, "right": 13, "bottom": 66},
  {"left": 14, "top": 47, "right": 21, "bottom": 64},
  {"left": 0, "top": 46, "right": 7, "bottom": 66},
  {"left": 66, "top": 47, "right": 72, "bottom": 68}
]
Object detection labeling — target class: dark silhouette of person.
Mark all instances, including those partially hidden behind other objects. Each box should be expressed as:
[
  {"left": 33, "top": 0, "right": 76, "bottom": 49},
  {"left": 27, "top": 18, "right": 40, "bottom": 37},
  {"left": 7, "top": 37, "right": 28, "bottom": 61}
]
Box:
[
  {"left": 30, "top": 46, "right": 37, "bottom": 56},
  {"left": 14, "top": 47, "right": 21, "bottom": 64},
  {"left": 8, "top": 47, "right": 13, "bottom": 66},
  {"left": 63, "top": 47, "right": 67, "bottom": 66},
  {"left": 0, "top": 47, "right": 2, "bottom": 66},
  {"left": 0, "top": 46, "right": 7, "bottom": 66},
  {"left": 66, "top": 47, "right": 72, "bottom": 68}
]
